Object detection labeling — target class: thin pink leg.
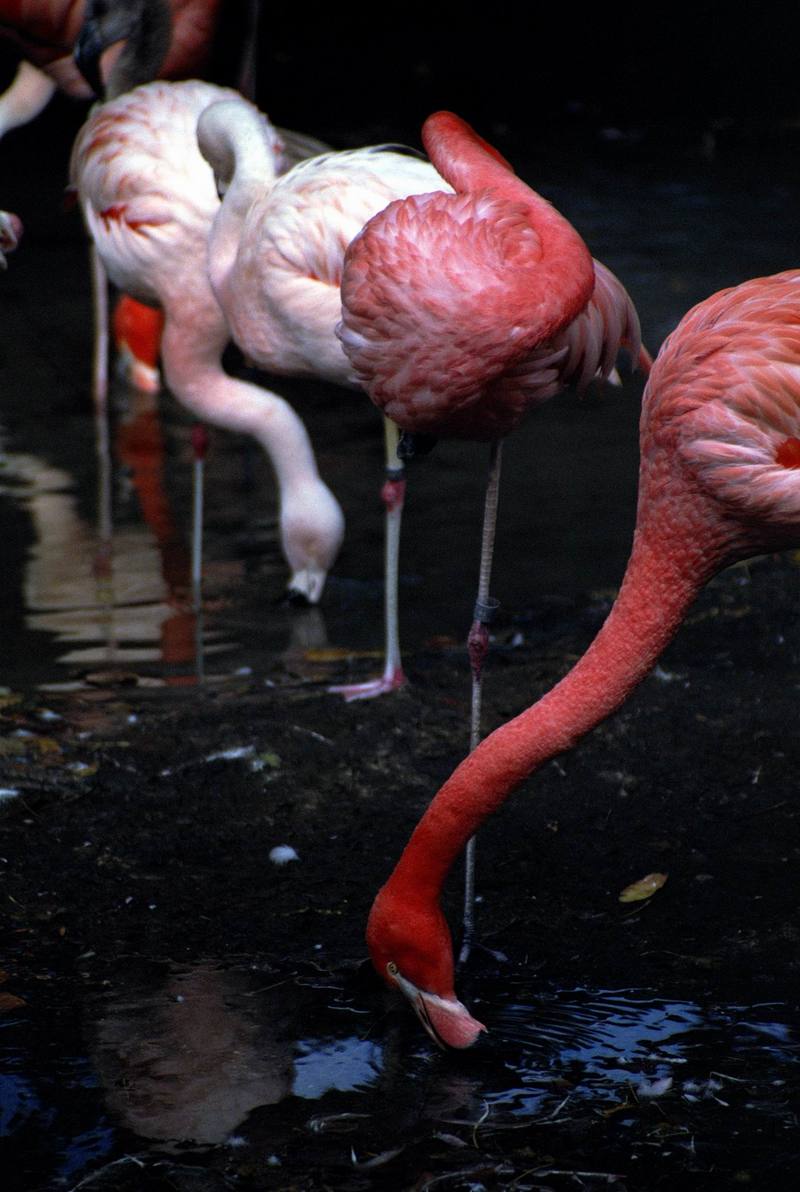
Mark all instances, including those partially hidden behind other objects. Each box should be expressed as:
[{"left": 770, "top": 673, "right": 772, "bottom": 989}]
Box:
[
  {"left": 330, "top": 418, "right": 407, "bottom": 701},
  {"left": 460, "top": 438, "right": 503, "bottom": 963}
]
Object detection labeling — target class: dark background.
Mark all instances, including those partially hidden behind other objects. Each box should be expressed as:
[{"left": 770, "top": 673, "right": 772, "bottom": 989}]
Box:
[
  {"left": 245, "top": 5, "right": 800, "bottom": 155},
  {"left": 3, "top": 3, "right": 800, "bottom": 161}
]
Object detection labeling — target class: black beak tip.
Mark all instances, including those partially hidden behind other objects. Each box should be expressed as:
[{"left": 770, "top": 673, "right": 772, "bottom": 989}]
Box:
[
  {"left": 279, "top": 588, "right": 312, "bottom": 609},
  {"left": 74, "top": 28, "right": 106, "bottom": 99}
]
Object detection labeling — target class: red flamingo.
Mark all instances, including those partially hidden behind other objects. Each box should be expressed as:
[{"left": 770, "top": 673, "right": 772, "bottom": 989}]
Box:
[
  {"left": 338, "top": 110, "right": 647, "bottom": 946},
  {"left": 365, "top": 269, "right": 800, "bottom": 1048}
]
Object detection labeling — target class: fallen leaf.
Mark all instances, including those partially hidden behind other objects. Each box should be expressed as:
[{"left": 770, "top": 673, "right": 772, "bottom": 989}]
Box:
[
  {"left": 619, "top": 872, "right": 668, "bottom": 903},
  {"left": 303, "top": 647, "right": 382, "bottom": 662},
  {"left": 34, "top": 736, "right": 62, "bottom": 757},
  {"left": 0, "top": 991, "right": 26, "bottom": 1012}
]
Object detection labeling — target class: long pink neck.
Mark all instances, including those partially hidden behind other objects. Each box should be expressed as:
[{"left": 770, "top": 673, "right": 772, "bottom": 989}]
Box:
[
  {"left": 387, "top": 498, "right": 741, "bottom": 902},
  {"left": 421, "top": 111, "right": 595, "bottom": 333}
]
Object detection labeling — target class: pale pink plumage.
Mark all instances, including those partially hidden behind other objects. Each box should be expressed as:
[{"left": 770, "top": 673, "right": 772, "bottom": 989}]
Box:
[
  {"left": 198, "top": 102, "right": 446, "bottom": 390},
  {"left": 71, "top": 80, "right": 344, "bottom": 603},
  {"left": 367, "top": 269, "right": 800, "bottom": 1048},
  {"left": 197, "top": 99, "right": 453, "bottom": 698}
]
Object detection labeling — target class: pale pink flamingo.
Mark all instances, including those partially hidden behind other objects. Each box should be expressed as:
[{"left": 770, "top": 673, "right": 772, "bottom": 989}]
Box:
[
  {"left": 71, "top": 79, "right": 344, "bottom": 603},
  {"left": 365, "top": 268, "right": 800, "bottom": 1048},
  {"left": 338, "top": 110, "right": 647, "bottom": 943},
  {"left": 195, "top": 99, "right": 451, "bottom": 699}
]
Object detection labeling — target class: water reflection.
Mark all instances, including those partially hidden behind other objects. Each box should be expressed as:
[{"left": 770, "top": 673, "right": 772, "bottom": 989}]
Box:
[
  {"left": 4, "top": 956, "right": 800, "bottom": 1187},
  {"left": 91, "top": 965, "right": 294, "bottom": 1145},
  {"left": 0, "top": 395, "right": 217, "bottom": 687}
]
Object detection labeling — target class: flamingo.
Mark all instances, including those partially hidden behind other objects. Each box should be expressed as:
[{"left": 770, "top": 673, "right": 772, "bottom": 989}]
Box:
[
  {"left": 195, "top": 99, "right": 452, "bottom": 699},
  {"left": 338, "top": 110, "right": 647, "bottom": 942},
  {"left": 70, "top": 79, "right": 344, "bottom": 603},
  {"left": 364, "top": 268, "right": 800, "bottom": 1048}
]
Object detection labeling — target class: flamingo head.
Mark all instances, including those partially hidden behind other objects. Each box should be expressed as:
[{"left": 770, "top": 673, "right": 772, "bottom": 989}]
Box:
[
  {"left": 74, "top": 0, "right": 172, "bottom": 100},
  {"left": 366, "top": 883, "right": 486, "bottom": 1049},
  {"left": 197, "top": 101, "right": 284, "bottom": 199},
  {"left": 280, "top": 482, "right": 345, "bottom": 605}
]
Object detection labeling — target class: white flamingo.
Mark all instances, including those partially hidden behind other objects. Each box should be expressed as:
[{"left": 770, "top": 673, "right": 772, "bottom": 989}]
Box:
[
  {"left": 71, "top": 79, "right": 344, "bottom": 603},
  {"left": 196, "top": 99, "right": 450, "bottom": 698}
]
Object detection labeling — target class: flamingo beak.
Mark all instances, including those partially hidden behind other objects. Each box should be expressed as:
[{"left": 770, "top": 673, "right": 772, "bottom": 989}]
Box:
[
  {"left": 74, "top": 19, "right": 106, "bottom": 98},
  {"left": 285, "top": 565, "right": 327, "bottom": 606},
  {"left": 391, "top": 969, "right": 486, "bottom": 1049}
]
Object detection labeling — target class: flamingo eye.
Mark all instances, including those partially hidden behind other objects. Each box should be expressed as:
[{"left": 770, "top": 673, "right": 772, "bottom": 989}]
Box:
[{"left": 386, "top": 962, "right": 399, "bottom": 978}]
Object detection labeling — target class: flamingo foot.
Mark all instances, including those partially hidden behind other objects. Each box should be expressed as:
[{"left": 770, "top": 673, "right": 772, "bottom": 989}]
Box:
[{"left": 328, "top": 666, "right": 406, "bottom": 702}]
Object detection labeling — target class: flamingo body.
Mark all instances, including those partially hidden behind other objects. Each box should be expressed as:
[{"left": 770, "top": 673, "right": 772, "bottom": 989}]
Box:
[
  {"left": 71, "top": 80, "right": 345, "bottom": 603},
  {"left": 367, "top": 269, "right": 800, "bottom": 1047},
  {"left": 338, "top": 112, "right": 645, "bottom": 441},
  {"left": 73, "top": 79, "right": 230, "bottom": 304},
  {"left": 199, "top": 103, "right": 448, "bottom": 388}
]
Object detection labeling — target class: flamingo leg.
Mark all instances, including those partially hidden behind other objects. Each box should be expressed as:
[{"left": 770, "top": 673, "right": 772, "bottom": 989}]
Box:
[
  {"left": 190, "top": 424, "right": 209, "bottom": 608},
  {"left": 459, "top": 437, "right": 503, "bottom": 964},
  {"left": 90, "top": 242, "right": 109, "bottom": 415},
  {"left": 89, "top": 242, "right": 114, "bottom": 593},
  {"left": 189, "top": 423, "right": 209, "bottom": 680},
  {"left": 329, "top": 417, "right": 407, "bottom": 701}
]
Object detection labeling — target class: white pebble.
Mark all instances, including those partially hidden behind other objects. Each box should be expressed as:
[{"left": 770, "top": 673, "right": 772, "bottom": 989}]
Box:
[{"left": 269, "top": 845, "right": 299, "bottom": 865}]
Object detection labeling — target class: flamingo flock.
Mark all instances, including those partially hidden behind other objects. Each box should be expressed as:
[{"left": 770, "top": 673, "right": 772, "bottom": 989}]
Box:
[{"left": 3, "top": 0, "right": 800, "bottom": 1058}]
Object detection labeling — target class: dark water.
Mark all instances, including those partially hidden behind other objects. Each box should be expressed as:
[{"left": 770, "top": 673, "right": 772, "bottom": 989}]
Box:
[
  {"left": 4, "top": 102, "right": 800, "bottom": 1186},
  {"left": 3, "top": 954, "right": 799, "bottom": 1188}
]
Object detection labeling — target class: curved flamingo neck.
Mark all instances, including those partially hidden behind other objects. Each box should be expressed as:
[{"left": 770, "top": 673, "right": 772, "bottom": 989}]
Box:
[
  {"left": 421, "top": 110, "right": 595, "bottom": 332},
  {"left": 198, "top": 101, "right": 277, "bottom": 301},
  {"left": 422, "top": 111, "right": 518, "bottom": 188},
  {"left": 386, "top": 503, "right": 736, "bottom": 903}
]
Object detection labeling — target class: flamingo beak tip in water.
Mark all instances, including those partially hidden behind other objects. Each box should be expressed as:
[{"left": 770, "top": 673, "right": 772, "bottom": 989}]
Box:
[
  {"left": 285, "top": 566, "right": 327, "bottom": 606},
  {"left": 389, "top": 967, "right": 486, "bottom": 1049}
]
